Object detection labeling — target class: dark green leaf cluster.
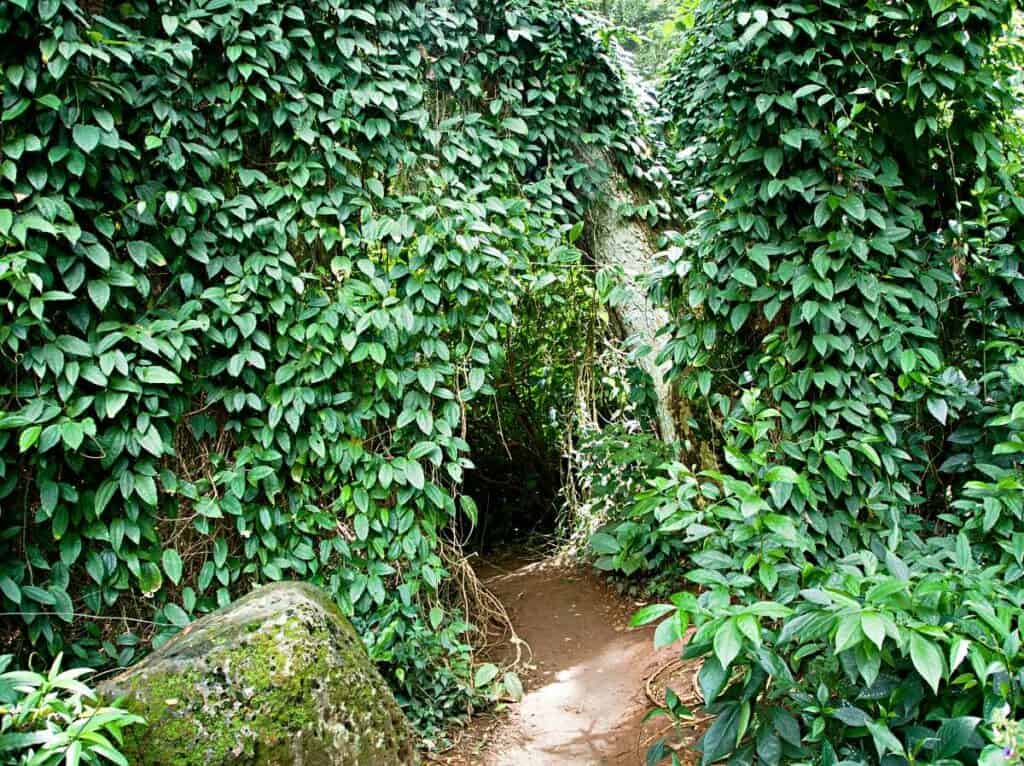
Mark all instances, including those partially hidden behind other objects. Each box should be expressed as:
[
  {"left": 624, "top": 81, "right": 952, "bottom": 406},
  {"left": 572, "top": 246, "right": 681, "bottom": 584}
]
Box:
[
  {"left": 635, "top": 0, "right": 1024, "bottom": 762},
  {"left": 0, "top": 0, "right": 641, "bottom": 729}
]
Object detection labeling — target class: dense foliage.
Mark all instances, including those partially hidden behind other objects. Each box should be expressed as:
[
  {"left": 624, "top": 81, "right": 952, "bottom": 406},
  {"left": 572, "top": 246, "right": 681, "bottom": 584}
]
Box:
[
  {"left": 626, "top": 0, "right": 1024, "bottom": 763},
  {"left": 0, "top": 654, "right": 143, "bottom": 766},
  {"left": 6, "top": 0, "right": 1024, "bottom": 759},
  {"left": 0, "top": 0, "right": 645, "bottom": 731},
  {"left": 576, "top": 0, "right": 698, "bottom": 78}
]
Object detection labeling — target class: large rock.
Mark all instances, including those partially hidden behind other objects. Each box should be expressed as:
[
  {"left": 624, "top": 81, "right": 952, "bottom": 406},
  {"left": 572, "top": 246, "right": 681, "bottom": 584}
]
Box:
[{"left": 99, "top": 581, "right": 417, "bottom": 766}]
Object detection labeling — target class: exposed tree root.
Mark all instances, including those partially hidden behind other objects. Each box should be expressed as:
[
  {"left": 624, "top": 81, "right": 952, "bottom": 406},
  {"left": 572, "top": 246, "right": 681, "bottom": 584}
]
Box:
[{"left": 438, "top": 542, "right": 531, "bottom": 672}]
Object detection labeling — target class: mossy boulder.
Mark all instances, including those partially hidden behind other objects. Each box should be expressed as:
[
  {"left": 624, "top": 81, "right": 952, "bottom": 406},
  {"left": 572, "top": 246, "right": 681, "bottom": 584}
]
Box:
[{"left": 99, "top": 581, "right": 417, "bottom": 766}]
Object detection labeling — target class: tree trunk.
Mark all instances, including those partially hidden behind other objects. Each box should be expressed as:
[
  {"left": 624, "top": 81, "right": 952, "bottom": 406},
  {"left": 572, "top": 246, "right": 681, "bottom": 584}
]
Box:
[{"left": 585, "top": 160, "right": 678, "bottom": 444}]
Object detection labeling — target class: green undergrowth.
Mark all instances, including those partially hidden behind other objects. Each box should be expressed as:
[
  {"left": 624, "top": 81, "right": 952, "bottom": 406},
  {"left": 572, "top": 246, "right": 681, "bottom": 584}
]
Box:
[{"left": 0, "top": 0, "right": 653, "bottom": 733}]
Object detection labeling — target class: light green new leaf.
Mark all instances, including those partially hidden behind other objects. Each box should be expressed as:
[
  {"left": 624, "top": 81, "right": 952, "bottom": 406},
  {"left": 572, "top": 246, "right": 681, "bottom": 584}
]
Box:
[
  {"left": 909, "top": 632, "right": 944, "bottom": 694},
  {"left": 713, "top": 618, "right": 742, "bottom": 669}
]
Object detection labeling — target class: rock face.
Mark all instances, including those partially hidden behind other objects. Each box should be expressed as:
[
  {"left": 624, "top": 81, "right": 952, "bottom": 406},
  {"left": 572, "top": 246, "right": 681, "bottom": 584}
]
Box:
[{"left": 99, "top": 581, "right": 417, "bottom": 766}]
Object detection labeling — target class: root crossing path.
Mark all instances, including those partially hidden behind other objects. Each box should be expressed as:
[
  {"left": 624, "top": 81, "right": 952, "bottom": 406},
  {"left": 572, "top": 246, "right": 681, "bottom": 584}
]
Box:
[{"left": 444, "top": 556, "right": 696, "bottom": 766}]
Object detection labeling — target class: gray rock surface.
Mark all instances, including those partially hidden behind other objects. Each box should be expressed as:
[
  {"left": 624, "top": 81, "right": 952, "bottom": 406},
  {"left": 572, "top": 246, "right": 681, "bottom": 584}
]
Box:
[{"left": 99, "top": 581, "right": 418, "bottom": 766}]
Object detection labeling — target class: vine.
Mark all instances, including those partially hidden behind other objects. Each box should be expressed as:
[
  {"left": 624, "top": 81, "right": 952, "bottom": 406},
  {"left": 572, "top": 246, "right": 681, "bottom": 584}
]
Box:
[
  {"left": 0, "top": 0, "right": 644, "bottom": 729},
  {"left": 631, "top": 0, "right": 1024, "bottom": 762}
]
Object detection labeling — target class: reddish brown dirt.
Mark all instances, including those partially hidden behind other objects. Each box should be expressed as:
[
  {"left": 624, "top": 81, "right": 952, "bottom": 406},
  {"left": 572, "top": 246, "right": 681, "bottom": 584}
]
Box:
[{"left": 437, "top": 555, "right": 702, "bottom": 766}]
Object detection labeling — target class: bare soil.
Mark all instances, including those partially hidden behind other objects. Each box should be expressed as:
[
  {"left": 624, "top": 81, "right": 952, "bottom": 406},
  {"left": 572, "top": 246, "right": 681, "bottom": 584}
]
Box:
[{"left": 437, "top": 554, "right": 703, "bottom": 766}]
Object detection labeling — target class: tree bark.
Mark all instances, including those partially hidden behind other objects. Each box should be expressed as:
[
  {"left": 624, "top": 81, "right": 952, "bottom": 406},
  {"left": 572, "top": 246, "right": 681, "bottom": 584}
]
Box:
[{"left": 585, "top": 160, "right": 678, "bottom": 444}]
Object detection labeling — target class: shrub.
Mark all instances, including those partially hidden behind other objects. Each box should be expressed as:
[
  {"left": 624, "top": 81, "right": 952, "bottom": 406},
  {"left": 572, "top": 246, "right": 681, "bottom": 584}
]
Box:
[
  {"left": 576, "top": 425, "right": 681, "bottom": 575},
  {"left": 0, "top": 654, "right": 143, "bottom": 765}
]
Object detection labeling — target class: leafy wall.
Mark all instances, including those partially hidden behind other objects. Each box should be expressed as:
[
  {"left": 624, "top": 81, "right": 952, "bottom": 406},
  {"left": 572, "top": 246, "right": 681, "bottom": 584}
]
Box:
[
  {"left": 629, "top": 0, "right": 1024, "bottom": 762},
  {"left": 0, "top": 0, "right": 643, "bottom": 727}
]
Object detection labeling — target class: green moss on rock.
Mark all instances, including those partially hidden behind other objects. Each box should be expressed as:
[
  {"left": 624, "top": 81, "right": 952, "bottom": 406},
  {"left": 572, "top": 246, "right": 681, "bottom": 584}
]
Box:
[{"left": 99, "top": 582, "right": 417, "bottom": 765}]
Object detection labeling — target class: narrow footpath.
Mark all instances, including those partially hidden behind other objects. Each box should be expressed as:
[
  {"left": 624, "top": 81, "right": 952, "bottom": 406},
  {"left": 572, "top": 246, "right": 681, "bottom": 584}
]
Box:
[{"left": 442, "top": 556, "right": 702, "bottom": 766}]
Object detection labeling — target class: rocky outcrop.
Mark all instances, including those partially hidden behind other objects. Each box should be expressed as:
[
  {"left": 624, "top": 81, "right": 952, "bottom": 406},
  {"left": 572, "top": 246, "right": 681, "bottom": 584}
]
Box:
[{"left": 99, "top": 581, "right": 417, "bottom": 766}]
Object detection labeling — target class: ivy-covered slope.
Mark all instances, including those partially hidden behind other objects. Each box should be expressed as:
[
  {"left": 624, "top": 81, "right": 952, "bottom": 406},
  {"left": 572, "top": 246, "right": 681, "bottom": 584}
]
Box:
[{"left": 0, "top": 0, "right": 642, "bottom": 726}]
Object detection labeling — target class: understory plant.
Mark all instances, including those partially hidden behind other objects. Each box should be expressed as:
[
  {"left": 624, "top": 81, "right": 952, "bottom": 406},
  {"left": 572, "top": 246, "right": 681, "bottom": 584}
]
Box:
[{"left": 0, "top": 654, "right": 143, "bottom": 765}]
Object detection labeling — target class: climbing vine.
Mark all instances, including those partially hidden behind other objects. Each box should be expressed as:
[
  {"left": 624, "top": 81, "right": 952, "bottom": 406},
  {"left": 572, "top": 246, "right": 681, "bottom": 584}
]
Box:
[
  {"left": 0, "top": 0, "right": 644, "bottom": 729},
  {"left": 632, "top": 0, "right": 1024, "bottom": 763}
]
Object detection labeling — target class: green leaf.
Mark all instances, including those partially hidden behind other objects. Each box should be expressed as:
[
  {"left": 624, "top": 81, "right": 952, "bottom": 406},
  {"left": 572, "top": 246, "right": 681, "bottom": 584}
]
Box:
[
  {"left": 701, "top": 701, "right": 743, "bottom": 765},
  {"left": 713, "top": 618, "right": 742, "bottom": 669},
  {"left": 654, "top": 612, "right": 686, "bottom": 648},
  {"left": 503, "top": 671, "right": 524, "bottom": 701},
  {"left": 935, "top": 717, "right": 980, "bottom": 759},
  {"left": 833, "top": 706, "right": 871, "bottom": 727},
  {"left": 698, "top": 656, "right": 728, "bottom": 704},
  {"left": 900, "top": 349, "right": 917, "bottom": 373},
  {"left": 95, "top": 480, "right": 118, "bottom": 516},
  {"left": 834, "top": 613, "right": 862, "bottom": 653},
  {"left": 630, "top": 603, "right": 675, "bottom": 627},
  {"left": 164, "top": 603, "right": 191, "bottom": 628},
  {"left": 138, "top": 366, "right": 181, "bottom": 385},
  {"left": 763, "top": 148, "right": 783, "bottom": 177},
  {"left": 51, "top": 588, "right": 73, "bottom": 623},
  {"left": 429, "top": 606, "right": 443, "bottom": 630},
  {"left": 138, "top": 562, "right": 163, "bottom": 595},
  {"left": 732, "top": 268, "right": 757, "bottom": 288},
  {"left": 72, "top": 124, "right": 101, "bottom": 154},
  {"left": 87, "top": 280, "right": 110, "bottom": 310},
  {"left": 134, "top": 474, "right": 157, "bottom": 506},
  {"left": 405, "top": 460, "right": 425, "bottom": 489},
  {"left": 771, "top": 19, "right": 794, "bottom": 38},
  {"left": 909, "top": 632, "right": 944, "bottom": 694},
  {"left": 0, "top": 576, "right": 21, "bottom": 604},
  {"left": 57, "top": 335, "right": 91, "bottom": 356},
  {"left": 502, "top": 117, "right": 529, "bottom": 136},
  {"left": 823, "top": 453, "right": 848, "bottom": 480},
  {"left": 764, "top": 466, "right": 799, "bottom": 484},
  {"left": 23, "top": 585, "right": 55, "bottom": 605},
  {"left": 18, "top": 425, "right": 41, "bottom": 452},
  {"left": 38, "top": 0, "right": 61, "bottom": 21},
  {"left": 162, "top": 549, "right": 183, "bottom": 585},
  {"left": 860, "top": 612, "right": 885, "bottom": 650},
  {"left": 841, "top": 195, "right": 866, "bottom": 222},
  {"left": 473, "top": 663, "right": 499, "bottom": 688},
  {"left": 589, "top": 532, "right": 620, "bottom": 555},
  {"left": 926, "top": 397, "right": 948, "bottom": 425},
  {"left": 354, "top": 513, "right": 369, "bottom": 541},
  {"left": 979, "top": 745, "right": 1007, "bottom": 766},
  {"left": 417, "top": 368, "right": 436, "bottom": 393},
  {"left": 867, "top": 720, "right": 905, "bottom": 759},
  {"left": 139, "top": 426, "right": 164, "bottom": 457}
]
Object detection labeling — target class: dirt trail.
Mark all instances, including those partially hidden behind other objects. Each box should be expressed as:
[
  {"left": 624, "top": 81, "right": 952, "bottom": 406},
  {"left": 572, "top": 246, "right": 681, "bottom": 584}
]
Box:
[{"left": 442, "top": 556, "right": 699, "bottom": 766}]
